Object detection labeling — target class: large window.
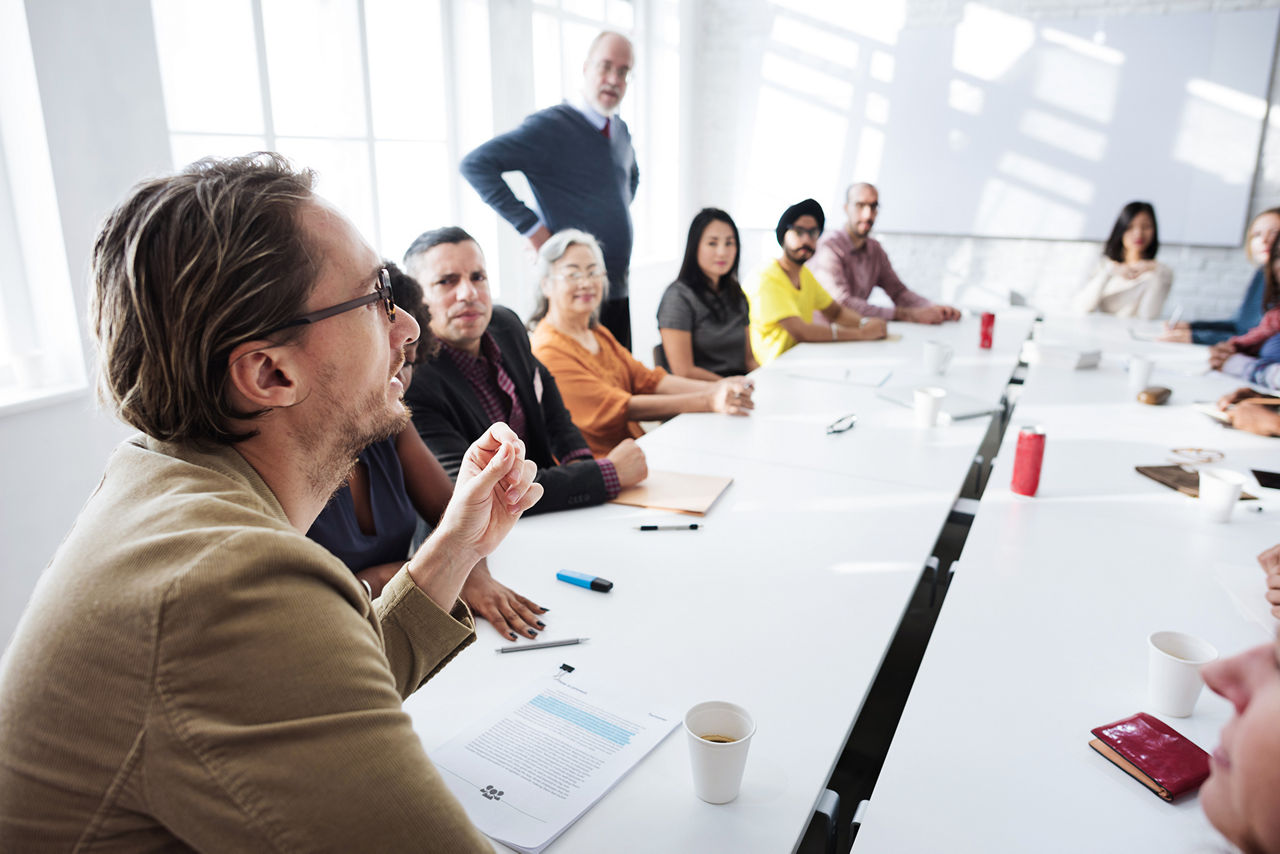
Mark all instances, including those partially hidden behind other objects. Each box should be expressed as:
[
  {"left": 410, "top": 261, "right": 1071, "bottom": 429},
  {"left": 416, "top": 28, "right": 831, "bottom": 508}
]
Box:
[
  {"left": 151, "top": 0, "right": 464, "bottom": 269},
  {"left": 0, "top": 0, "right": 85, "bottom": 409},
  {"left": 147, "top": 0, "right": 678, "bottom": 309}
]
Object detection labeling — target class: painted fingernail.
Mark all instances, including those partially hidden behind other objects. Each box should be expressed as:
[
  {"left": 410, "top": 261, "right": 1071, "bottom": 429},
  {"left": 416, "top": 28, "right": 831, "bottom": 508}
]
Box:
[
  {"left": 536, "top": 621, "right": 546, "bottom": 628},
  {"left": 509, "top": 632, "right": 517, "bottom": 640},
  {"left": 527, "top": 629, "right": 538, "bottom": 637}
]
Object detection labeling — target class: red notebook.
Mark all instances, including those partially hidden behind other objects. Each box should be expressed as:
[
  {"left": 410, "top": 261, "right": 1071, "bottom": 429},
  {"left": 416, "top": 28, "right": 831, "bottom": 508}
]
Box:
[{"left": 1089, "top": 713, "right": 1210, "bottom": 802}]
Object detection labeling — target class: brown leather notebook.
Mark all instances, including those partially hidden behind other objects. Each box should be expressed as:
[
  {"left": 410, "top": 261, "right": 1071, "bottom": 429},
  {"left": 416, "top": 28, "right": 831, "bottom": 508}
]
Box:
[{"left": 1135, "top": 465, "right": 1256, "bottom": 500}]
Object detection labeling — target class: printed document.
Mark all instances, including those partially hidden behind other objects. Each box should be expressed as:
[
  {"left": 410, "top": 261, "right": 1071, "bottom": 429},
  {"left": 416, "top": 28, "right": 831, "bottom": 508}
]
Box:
[{"left": 430, "top": 667, "right": 678, "bottom": 853}]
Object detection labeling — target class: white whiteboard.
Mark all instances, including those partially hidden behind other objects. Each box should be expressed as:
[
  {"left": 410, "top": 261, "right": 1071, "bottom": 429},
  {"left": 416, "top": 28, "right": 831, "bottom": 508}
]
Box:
[{"left": 869, "top": 8, "right": 1278, "bottom": 246}]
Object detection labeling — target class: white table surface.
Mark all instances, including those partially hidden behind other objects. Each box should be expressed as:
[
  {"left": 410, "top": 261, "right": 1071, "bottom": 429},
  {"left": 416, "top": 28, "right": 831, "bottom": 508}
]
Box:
[
  {"left": 402, "top": 311, "right": 1034, "bottom": 853},
  {"left": 855, "top": 339, "right": 1280, "bottom": 853}
]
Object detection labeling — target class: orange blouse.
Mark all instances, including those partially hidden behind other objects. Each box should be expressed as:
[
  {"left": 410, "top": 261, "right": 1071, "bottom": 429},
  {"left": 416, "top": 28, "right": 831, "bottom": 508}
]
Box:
[{"left": 531, "top": 322, "right": 667, "bottom": 456}]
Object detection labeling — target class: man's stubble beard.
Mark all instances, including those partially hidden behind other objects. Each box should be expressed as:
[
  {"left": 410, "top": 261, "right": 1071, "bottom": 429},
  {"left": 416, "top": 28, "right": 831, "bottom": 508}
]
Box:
[{"left": 298, "top": 361, "right": 410, "bottom": 503}]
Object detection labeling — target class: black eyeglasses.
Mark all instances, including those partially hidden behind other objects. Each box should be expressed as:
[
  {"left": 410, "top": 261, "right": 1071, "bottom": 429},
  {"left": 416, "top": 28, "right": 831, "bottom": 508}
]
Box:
[{"left": 266, "top": 268, "right": 395, "bottom": 335}]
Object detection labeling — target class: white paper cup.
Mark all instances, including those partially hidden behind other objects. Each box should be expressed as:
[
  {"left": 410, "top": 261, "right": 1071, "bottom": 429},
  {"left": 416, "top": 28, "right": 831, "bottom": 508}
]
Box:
[
  {"left": 1147, "top": 631, "right": 1218, "bottom": 717},
  {"left": 684, "top": 701, "right": 755, "bottom": 804},
  {"left": 914, "top": 386, "right": 946, "bottom": 428},
  {"left": 1199, "top": 468, "right": 1246, "bottom": 523},
  {"left": 1128, "top": 355, "right": 1154, "bottom": 396},
  {"left": 922, "top": 340, "right": 953, "bottom": 375}
]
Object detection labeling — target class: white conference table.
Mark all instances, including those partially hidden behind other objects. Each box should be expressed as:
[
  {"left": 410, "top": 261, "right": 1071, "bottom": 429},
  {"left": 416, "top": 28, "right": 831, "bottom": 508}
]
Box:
[
  {"left": 403, "top": 311, "right": 1033, "bottom": 853},
  {"left": 642, "top": 312, "right": 1034, "bottom": 491},
  {"left": 856, "top": 318, "right": 1279, "bottom": 853}
]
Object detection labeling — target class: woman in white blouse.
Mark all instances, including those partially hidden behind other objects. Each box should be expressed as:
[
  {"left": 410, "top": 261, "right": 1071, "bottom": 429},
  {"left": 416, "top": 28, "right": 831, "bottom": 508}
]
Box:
[{"left": 1073, "top": 201, "right": 1172, "bottom": 320}]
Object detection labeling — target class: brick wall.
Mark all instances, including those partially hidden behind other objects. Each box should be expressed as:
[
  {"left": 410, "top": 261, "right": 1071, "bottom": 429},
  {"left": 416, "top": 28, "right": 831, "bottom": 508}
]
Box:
[{"left": 687, "top": 0, "right": 1280, "bottom": 321}]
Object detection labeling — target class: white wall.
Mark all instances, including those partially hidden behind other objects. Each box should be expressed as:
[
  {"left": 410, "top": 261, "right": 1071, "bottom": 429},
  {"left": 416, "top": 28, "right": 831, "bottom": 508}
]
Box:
[
  {"left": 3, "top": 0, "right": 1277, "bottom": 648},
  {"left": 0, "top": 0, "right": 168, "bottom": 645},
  {"left": 685, "top": 0, "right": 1280, "bottom": 319}
]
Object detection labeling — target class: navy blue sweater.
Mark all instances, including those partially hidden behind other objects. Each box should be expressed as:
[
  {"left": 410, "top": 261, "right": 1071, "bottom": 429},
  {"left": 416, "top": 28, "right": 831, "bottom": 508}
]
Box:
[{"left": 460, "top": 103, "right": 639, "bottom": 299}]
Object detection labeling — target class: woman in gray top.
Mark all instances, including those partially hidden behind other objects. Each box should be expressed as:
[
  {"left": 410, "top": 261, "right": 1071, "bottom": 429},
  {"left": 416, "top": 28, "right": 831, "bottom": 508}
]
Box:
[{"left": 657, "top": 208, "right": 759, "bottom": 379}]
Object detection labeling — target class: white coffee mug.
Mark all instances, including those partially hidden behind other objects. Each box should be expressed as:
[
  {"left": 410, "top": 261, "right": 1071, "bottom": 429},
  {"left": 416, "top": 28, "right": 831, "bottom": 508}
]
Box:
[
  {"left": 1147, "top": 631, "right": 1218, "bottom": 717},
  {"left": 1199, "top": 468, "right": 1246, "bottom": 523},
  {"left": 684, "top": 701, "right": 755, "bottom": 804},
  {"left": 914, "top": 386, "right": 946, "bottom": 428},
  {"left": 1128, "top": 355, "right": 1154, "bottom": 397}
]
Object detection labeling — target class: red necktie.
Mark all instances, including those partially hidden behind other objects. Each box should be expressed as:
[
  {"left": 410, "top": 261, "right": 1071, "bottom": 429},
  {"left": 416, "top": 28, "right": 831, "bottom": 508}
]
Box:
[{"left": 601, "top": 118, "right": 611, "bottom": 140}]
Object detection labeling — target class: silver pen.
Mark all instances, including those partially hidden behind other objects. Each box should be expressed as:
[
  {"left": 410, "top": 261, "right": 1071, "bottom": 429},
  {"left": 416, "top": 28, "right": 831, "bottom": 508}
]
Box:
[{"left": 497, "top": 637, "right": 589, "bottom": 654}]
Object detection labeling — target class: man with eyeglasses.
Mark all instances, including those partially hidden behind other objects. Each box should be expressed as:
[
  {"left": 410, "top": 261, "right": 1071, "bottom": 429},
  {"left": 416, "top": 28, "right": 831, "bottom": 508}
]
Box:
[
  {"left": 810, "top": 182, "right": 962, "bottom": 324},
  {"left": 747, "top": 198, "right": 888, "bottom": 365},
  {"left": 460, "top": 30, "right": 640, "bottom": 349},
  {"left": 403, "top": 227, "right": 648, "bottom": 515},
  {"left": 0, "top": 154, "right": 537, "bottom": 851}
]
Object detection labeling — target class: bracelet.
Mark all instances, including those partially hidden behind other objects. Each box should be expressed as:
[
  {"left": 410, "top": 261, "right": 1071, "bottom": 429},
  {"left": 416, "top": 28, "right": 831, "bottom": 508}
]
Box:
[{"left": 830, "top": 322, "right": 838, "bottom": 341}]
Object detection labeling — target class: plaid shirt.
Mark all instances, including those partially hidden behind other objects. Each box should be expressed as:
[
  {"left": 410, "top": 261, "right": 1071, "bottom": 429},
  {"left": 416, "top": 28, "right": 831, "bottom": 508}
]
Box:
[{"left": 441, "top": 333, "right": 619, "bottom": 497}]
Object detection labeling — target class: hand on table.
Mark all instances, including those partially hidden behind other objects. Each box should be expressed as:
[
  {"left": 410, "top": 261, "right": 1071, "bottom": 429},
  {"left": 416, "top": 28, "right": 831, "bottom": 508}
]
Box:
[
  {"left": 1227, "top": 402, "right": 1280, "bottom": 437},
  {"left": 852, "top": 317, "right": 888, "bottom": 340},
  {"left": 1265, "top": 570, "right": 1280, "bottom": 619},
  {"left": 1208, "top": 341, "right": 1237, "bottom": 370},
  {"left": 897, "top": 304, "right": 960, "bottom": 324},
  {"left": 606, "top": 438, "right": 648, "bottom": 487},
  {"left": 1217, "top": 387, "right": 1263, "bottom": 410},
  {"left": 711, "top": 377, "right": 755, "bottom": 416},
  {"left": 1156, "top": 322, "right": 1191, "bottom": 343},
  {"left": 461, "top": 562, "right": 548, "bottom": 641},
  {"left": 1258, "top": 543, "right": 1280, "bottom": 576}
]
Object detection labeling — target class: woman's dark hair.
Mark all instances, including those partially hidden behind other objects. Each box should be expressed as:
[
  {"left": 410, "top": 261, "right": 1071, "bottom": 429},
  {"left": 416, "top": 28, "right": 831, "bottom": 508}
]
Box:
[
  {"left": 1103, "top": 201, "right": 1159, "bottom": 263},
  {"left": 674, "top": 208, "right": 746, "bottom": 321},
  {"left": 384, "top": 261, "right": 437, "bottom": 363},
  {"left": 1264, "top": 232, "right": 1280, "bottom": 312}
]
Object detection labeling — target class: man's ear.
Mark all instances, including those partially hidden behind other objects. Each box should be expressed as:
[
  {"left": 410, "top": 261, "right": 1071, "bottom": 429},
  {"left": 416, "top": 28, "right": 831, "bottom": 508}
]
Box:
[{"left": 226, "top": 340, "right": 303, "bottom": 411}]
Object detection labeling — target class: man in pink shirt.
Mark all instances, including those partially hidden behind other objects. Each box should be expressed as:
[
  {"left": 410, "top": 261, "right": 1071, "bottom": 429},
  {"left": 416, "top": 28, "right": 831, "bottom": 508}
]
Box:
[{"left": 810, "top": 182, "right": 961, "bottom": 324}]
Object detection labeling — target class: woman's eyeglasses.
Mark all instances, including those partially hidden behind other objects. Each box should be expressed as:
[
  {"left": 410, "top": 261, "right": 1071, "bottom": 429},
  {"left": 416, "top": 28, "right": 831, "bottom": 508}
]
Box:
[{"left": 555, "top": 271, "right": 606, "bottom": 285}]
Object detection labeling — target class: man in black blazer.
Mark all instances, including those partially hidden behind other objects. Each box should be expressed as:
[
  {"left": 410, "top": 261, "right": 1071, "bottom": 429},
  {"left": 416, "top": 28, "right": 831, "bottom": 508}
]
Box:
[{"left": 404, "top": 227, "right": 647, "bottom": 514}]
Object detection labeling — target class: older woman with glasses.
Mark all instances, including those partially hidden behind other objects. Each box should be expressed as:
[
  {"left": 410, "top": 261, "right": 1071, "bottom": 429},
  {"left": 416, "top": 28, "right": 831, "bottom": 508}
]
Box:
[{"left": 530, "top": 229, "right": 754, "bottom": 456}]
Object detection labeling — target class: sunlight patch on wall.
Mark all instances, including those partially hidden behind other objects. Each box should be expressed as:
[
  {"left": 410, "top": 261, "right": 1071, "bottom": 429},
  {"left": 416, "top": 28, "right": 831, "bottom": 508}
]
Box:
[
  {"left": 772, "top": 0, "right": 905, "bottom": 46},
  {"left": 1172, "top": 87, "right": 1263, "bottom": 185},
  {"left": 761, "top": 51, "right": 853, "bottom": 111},
  {"left": 997, "top": 152, "right": 1094, "bottom": 205},
  {"left": 1032, "top": 40, "right": 1120, "bottom": 124},
  {"left": 949, "top": 79, "right": 984, "bottom": 115},
  {"left": 973, "top": 177, "right": 1085, "bottom": 237},
  {"left": 1018, "top": 109, "right": 1107, "bottom": 162},
  {"left": 953, "top": 3, "right": 1034, "bottom": 82},
  {"left": 1040, "top": 26, "right": 1124, "bottom": 66},
  {"left": 769, "top": 13, "right": 859, "bottom": 70}
]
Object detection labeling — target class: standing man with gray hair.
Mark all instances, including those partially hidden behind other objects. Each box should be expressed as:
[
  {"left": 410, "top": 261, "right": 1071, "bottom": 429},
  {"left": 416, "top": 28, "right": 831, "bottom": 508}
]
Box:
[
  {"left": 460, "top": 30, "right": 639, "bottom": 349},
  {"left": 0, "top": 154, "right": 539, "bottom": 851}
]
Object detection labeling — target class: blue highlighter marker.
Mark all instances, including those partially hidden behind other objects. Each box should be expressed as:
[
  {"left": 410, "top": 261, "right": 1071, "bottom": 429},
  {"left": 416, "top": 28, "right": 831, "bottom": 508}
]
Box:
[{"left": 556, "top": 570, "right": 613, "bottom": 592}]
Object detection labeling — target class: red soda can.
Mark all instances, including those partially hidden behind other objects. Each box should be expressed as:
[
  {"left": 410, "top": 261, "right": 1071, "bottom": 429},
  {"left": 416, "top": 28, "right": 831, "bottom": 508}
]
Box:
[
  {"left": 979, "top": 312, "right": 995, "bottom": 349},
  {"left": 1011, "top": 426, "right": 1046, "bottom": 496}
]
